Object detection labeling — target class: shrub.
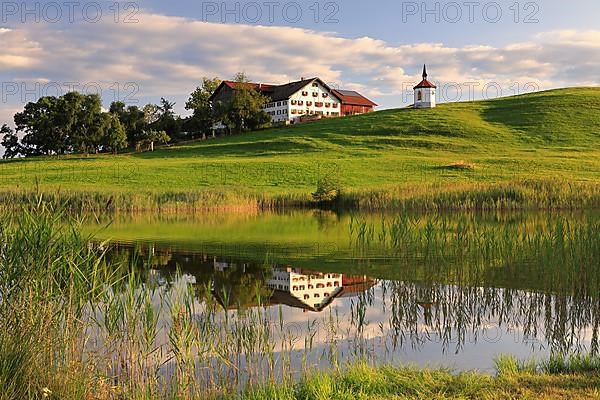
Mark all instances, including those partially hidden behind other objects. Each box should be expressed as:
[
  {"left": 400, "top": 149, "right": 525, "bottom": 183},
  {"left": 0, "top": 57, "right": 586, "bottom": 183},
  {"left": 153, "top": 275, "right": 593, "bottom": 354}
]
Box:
[{"left": 311, "top": 176, "right": 341, "bottom": 203}]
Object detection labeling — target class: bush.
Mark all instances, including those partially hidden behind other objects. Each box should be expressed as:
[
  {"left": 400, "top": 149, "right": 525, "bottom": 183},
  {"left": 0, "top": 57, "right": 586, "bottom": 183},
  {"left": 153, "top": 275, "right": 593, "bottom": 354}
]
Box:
[{"left": 311, "top": 176, "right": 341, "bottom": 203}]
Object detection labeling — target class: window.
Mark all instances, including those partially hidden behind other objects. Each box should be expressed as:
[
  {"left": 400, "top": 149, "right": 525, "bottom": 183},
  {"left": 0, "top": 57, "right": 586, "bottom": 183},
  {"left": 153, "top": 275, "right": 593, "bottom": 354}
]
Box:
[
  {"left": 417, "top": 91, "right": 422, "bottom": 101},
  {"left": 315, "top": 102, "right": 323, "bottom": 107},
  {"left": 333, "top": 281, "right": 339, "bottom": 287},
  {"left": 325, "top": 103, "right": 331, "bottom": 108},
  {"left": 291, "top": 100, "right": 297, "bottom": 105},
  {"left": 314, "top": 293, "right": 320, "bottom": 298},
  {"left": 333, "top": 103, "right": 338, "bottom": 108},
  {"left": 323, "top": 93, "right": 328, "bottom": 98},
  {"left": 308, "top": 284, "right": 314, "bottom": 289},
  {"left": 277, "top": 101, "right": 281, "bottom": 106},
  {"left": 298, "top": 100, "right": 304, "bottom": 106},
  {"left": 312, "top": 82, "right": 318, "bottom": 87},
  {"left": 307, "top": 101, "right": 312, "bottom": 106},
  {"left": 302, "top": 91, "right": 308, "bottom": 96},
  {"left": 312, "top": 92, "right": 319, "bottom": 97},
  {"left": 317, "top": 283, "right": 325, "bottom": 288},
  {"left": 304, "top": 294, "right": 310, "bottom": 300},
  {"left": 291, "top": 109, "right": 297, "bottom": 114}
]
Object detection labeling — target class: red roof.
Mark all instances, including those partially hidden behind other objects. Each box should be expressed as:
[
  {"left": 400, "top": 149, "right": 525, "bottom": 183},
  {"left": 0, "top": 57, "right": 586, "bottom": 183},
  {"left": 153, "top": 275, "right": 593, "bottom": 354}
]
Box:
[
  {"left": 331, "top": 89, "right": 378, "bottom": 107},
  {"left": 413, "top": 79, "right": 437, "bottom": 89},
  {"left": 222, "top": 80, "right": 276, "bottom": 91},
  {"left": 210, "top": 79, "right": 377, "bottom": 106}
]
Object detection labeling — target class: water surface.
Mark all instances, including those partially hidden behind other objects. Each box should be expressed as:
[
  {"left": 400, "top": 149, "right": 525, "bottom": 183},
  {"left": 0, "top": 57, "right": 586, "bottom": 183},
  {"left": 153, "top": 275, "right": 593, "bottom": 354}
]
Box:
[{"left": 86, "top": 210, "right": 600, "bottom": 375}]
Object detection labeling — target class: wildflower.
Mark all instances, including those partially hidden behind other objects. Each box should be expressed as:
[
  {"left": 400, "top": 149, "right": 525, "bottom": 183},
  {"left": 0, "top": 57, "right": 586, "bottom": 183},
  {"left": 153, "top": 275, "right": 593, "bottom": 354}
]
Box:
[{"left": 42, "top": 387, "right": 52, "bottom": 398}]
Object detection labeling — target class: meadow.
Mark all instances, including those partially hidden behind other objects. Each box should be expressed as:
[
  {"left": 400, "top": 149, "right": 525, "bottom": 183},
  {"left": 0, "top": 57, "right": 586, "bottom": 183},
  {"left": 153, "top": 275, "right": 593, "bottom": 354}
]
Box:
[{"left": 1, "top": 88, "right": 599, "bottom": 211}]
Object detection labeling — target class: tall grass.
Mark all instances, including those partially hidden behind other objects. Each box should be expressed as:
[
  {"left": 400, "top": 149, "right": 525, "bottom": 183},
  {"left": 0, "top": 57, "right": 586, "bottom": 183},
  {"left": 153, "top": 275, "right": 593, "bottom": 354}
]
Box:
[
  {"left": 0, "top": 205, "right": 372, "bottom": 398},
  {"left": 0, "top": 202, "right": 118, "bottom": 399},
  {"left": 0, "top": 179, "right": 598, "bottom": 213}
]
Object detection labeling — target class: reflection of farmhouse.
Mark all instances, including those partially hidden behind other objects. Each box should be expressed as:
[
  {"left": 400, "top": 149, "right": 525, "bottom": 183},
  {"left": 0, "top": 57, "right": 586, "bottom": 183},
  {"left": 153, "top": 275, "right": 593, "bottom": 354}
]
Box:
[
  {"left": 210, "top": 77, "right": 377, "bottom": 125},
  {"left": 211, "top": 259, "right": 375, "bottom": 312},
  {"left": 266, "top": 267, "right": 376, "bottom": 312}
]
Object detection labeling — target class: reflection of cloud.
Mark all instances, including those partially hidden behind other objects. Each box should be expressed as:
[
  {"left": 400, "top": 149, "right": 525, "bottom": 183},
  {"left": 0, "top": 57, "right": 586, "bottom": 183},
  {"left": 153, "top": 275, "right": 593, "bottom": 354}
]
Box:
[{"left": 1, "top": 12, "right": 600, "bottom": 113}]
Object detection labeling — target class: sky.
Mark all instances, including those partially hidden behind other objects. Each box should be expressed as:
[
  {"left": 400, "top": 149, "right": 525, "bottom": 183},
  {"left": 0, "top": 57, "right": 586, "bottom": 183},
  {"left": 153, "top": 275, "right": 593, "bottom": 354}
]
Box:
[{"left": 1, "top": 0, "right": 600, "bottom": 127}]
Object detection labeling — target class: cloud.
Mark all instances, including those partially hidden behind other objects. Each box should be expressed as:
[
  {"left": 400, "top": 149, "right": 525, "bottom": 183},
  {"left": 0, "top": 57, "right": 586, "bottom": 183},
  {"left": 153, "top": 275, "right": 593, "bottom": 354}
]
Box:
[{"left": 1, "top": 13, "right": 600, "bottom": 113}]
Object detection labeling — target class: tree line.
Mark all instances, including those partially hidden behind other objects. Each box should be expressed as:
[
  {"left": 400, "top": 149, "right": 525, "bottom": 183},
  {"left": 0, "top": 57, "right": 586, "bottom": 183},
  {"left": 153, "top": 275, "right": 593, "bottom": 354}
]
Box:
[{"left": 1, "top": 73, "right": 271, "bottom": 159}]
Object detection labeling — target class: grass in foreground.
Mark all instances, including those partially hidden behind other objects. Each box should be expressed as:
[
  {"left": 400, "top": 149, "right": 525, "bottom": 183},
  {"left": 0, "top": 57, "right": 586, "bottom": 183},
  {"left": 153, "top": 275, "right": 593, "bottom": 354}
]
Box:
[
  {"left": 0, "top": 88, "right": 599, "bottom": 210},
  {"left": 242, "top": 359, "right": 600, "bottom": 400}
]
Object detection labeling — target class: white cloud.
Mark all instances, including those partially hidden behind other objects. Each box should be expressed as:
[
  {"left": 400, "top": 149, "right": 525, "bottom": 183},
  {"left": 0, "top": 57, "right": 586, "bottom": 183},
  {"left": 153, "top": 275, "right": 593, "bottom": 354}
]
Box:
[{"left": 1, "top": 13, "right": 600, "bottom": 111}]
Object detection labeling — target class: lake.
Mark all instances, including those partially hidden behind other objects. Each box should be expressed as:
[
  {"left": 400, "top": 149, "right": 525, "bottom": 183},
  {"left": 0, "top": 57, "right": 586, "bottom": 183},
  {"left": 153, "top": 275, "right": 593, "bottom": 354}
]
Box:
[{"left": 82, "top": 209, "right": 600, "bottom": 388}]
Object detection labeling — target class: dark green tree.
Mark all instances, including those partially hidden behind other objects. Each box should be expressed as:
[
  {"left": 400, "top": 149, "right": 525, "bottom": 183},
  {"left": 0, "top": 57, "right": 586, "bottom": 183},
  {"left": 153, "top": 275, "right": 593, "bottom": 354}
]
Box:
[
  {"left": 14, "top": 96, "right": 65, "bottom": 156},
  {"left": 111, "top": 104, "right": 146, "bottom": 147},
  {"left": 154, "top": 98, "right": 182, "bottom": 138},
  {"left": 71, "top": 94, "right": 105, "bottom": 154},
  {"left": 220, "top": 73, "right": 271, "bottom": 134},
  {"left": 102, "top": 114, "right": 128, "bottom": 154},
  {"left": 185, "top": 77, "right": 222, "bottom": 136},
  {"left": 0, "top": 124, "right": 21, "bottom": 159},
  {"left": 137, "top": 129, "right": 170, "bottom": 152}
]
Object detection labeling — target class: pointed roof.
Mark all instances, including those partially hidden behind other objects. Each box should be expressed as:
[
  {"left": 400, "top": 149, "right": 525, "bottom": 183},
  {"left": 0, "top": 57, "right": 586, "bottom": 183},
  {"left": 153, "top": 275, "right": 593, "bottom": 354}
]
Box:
[
  {"left": 209, "top": 77, "right": 343, "bottom": 103},
  {"left": 269, "top": 77, "right": 341, "bottom": 102},
  {"left": 414, "top": 64, "right": 437, "bottom": 89}
]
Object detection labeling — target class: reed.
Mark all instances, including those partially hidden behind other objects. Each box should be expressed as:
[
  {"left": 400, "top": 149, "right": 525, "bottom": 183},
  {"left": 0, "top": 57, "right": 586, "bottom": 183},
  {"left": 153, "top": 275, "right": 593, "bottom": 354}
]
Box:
[{"left": 0, "top": 179, "right": 598, "bottom": 214}]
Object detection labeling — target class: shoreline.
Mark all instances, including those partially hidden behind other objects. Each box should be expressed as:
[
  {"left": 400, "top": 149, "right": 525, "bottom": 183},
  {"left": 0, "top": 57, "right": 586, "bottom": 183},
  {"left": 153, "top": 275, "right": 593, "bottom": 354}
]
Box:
[
  {"left": 240, "top": 358, "right": 600, "bottom": 400},
  {"left": 2, "top": 179, "right": 599, "bottom": 213}
]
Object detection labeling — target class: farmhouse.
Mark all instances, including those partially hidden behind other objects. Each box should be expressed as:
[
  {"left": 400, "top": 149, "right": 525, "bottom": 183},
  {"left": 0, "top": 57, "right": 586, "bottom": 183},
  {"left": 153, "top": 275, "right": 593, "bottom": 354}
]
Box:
[{"left": 209, "top": 77, "right": 377, "bottom": 125}]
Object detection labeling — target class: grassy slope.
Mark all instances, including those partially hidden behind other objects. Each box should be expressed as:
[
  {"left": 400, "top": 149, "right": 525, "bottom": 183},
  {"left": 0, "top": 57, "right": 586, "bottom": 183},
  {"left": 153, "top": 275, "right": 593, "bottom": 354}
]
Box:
[{"left": 1, "top": 88, "right": 599, "bottom": 202}]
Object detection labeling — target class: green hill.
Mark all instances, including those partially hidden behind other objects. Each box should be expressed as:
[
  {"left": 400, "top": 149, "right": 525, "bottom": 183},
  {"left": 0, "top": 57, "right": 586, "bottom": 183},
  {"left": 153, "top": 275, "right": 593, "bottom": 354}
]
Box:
[{"left": 1, "top": 88, "right": 599, "bottom": 210}]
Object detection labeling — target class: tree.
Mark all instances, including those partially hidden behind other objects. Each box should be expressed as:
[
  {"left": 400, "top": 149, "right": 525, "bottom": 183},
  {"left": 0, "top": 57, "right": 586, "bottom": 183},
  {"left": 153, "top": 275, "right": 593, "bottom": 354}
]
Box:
[
  {"left": 154, "top": 98, "right": 181, "bottom": 138},
  {"left": 223, "top": 72, "right": 271, "bottom": 133},
  {"left": 137, "top": 129, "right": 170, "bottom": 152},
  {"left": 143, "top": 104, "right": 160, "bottom": 126},
  {"left": 75, "top": 94, "right": 110, "bottom": 153},
  {"left": 185, "top": 77, "right": 222, "bottom": 136},
  {"left": 0, "top": 124, "right": 21, "bottom": 159},
  {"left": 110, "top": 103, "right": 146, "bottom": 147},
  {"left": 14, "top": 96, "right": 64, "bottom": 156},
  {"left": 109, "top": 101, "right": 126, "bottom": 116},
  {"left": 103, "top": 114, "right": 128, "bottom": 154}
]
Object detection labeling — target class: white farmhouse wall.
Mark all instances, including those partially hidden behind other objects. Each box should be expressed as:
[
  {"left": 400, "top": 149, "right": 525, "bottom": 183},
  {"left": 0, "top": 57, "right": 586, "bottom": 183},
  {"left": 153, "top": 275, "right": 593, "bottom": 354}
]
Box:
[
  {"left": 267, "top": 268, "right": 343, "bottom": 309},
  {"left": 264, "top": 80, "right": 341, "bottom": 124}
]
